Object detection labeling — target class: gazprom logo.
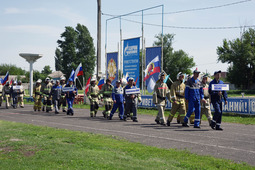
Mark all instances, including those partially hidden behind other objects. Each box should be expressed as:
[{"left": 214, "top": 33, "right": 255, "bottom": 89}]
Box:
[{"left": 124, "top": 43, "right": 138, "bottom": 56}]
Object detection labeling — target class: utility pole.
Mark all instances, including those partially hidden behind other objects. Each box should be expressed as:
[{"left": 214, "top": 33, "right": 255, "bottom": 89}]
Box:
[{"left": 97, "top": 0, "right": 101, "bottom": 79}]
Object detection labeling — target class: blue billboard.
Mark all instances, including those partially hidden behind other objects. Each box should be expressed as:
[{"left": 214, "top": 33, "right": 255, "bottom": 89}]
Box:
[
  {"left": 107, "top": 52, "right": 118, "bottom": 86},
  {"left": 123, "top": 37, "right": 140, "bottom": 88}
]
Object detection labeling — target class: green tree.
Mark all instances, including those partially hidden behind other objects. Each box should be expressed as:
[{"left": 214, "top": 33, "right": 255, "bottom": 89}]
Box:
[
  {"left": 0, "top": 64, "right": 26, "bottom": 75},
  {"left": 217, "top": 28, "right": 255, "bottom": 89},
  {"left": 55, "top": 23, "right": 96, "bottom": 82},
  {"left": 41, "top": 65, "right": 52, "bottom": 75},
  {"left": 153, "top": 34, "right": 195, "bottom": 85}
]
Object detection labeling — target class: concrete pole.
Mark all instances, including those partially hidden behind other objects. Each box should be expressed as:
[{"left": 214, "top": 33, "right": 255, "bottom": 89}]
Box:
[
  {"left": 97, "top": 0, "right": 102, "bottom": 78},
  {"left": 29, "top": 61, "right": 33, "bottom": 97}
]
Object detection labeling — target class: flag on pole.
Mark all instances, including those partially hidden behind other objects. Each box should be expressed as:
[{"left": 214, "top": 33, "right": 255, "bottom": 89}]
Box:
[
  {"left": 144, "top": 56, "right": 161, "bottom": 81},
  {"left": 163, "top": 74, "right": 170, "bottom": 83},
  {"left": 135, "top": 77, "right": 138, "bottom": 86},
  {"left": 85, "top": 76, "right": 91, "bottom": 95},
  {"left": 97, "top": 78, "right": 105, "bottom": 90},
  {"left": 0, "top": 78, "right": 3, "bottom": 84},
  {"left": 69, "top": 69, "right": 75, "bottom": 81},
  {"left": 2, "top": 71, "right": 9, "bottom": 85},
  {"left": 147, "top": 77, "right": 156, "bottom": 93},
  {"left": 74, "top": 63, "right": 83, "bottom": 80}
]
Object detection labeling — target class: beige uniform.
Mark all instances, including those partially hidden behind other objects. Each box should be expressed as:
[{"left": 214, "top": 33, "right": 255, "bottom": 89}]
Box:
[
  {"left": 3, "top": 85, "right": 11, "bottom": 108},
  {"left": 153, "top": 81, "right": 171, "bottom": 124},
  {"left": 87, "top": 84, "right": 100, "bottom": 117},
  {"left": 0, "top": 84, "right": 3, "bottom": 106},
  {"left": 33, "top": 84, "right": 42, "bottom": 111},
  {"left": 100, "top": 83, "right": 113, "bottom": 117},
  {"left": 201, "top": 83, "right": 212, "bottom": 125},
  {"left": 17, "top": 85, "right": 24, "bottom": 107},
  {"left": 60, "top": 83, "right": 67, "bottom": 111},
  {"left": 167, "top": 80, "right": 186, "bottom": 123},
  {"left": 41, "top": 82, "right": 53, "bottom": 112}
]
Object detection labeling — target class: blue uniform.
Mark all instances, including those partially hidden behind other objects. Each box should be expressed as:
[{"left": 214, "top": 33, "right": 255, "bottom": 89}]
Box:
[
  {"left": 184, "top": 77, "right": 204, "bottom": 127},
  {"left": 110, "top": 86, "right": 124, "bottom": 119},
  {"left": 124, "top": 85, "right": 141, "bottom": 120},
  {"left": 65, "top": 84, "right": 78, "bottom": 115},
  {"left": 209, "top": 79, "right": 227, "bottom": 128}
]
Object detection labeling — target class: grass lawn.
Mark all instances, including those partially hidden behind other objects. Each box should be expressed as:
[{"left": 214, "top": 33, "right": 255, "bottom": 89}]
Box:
[{"left": 0, "top": 120, "right": 253, "bottom": 169}]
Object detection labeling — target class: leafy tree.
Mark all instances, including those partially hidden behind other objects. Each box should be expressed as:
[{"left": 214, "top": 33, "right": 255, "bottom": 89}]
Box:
[
  {"left": 0, "top": 64, "right": 26, "bottom": 75},
  {"left": 217, "top": 28, "right": 255, "bottom": 89},
  {"left": 55, "top": 23, "right": 96, "bottom": 82},
  {"left": 153, "top": 34, "right": 195, "bottom": 86},
  {"left": 41, "top": 65, "right": 52, "bottom": 75}
]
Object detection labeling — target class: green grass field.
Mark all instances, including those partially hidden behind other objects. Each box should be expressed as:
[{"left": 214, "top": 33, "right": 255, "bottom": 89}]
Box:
[{"left": 0, "top": 120, "right": 253, "bottom": 169}]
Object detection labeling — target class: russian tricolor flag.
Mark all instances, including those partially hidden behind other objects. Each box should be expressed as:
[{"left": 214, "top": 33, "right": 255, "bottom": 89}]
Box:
[
  {"left": 2, "top": 71, "right": 9, "bottom": 85},
  {"left": 74, "top": 63, "right": 83, "bottom": 80},
  {"left": 144, "top": 56, "right": 160, "bottom": 81},
  {"left": 85, "top": 76, "right": 91, "bottom": 95},
  {"left": 98, "top": 78, "right": 105, "bottom": 90}
]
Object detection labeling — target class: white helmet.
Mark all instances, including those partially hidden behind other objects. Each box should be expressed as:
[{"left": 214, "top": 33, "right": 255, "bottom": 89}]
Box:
[
  {"left": 91, "top": 75, "right": 97, "bottom": 82},
  {"left": 60, "top": 76, "right": 66, "bottom": 81},
  {"left": 45, "top": 77, "right": 50, "bottom": 81},
  {"left": 177, "top": 72, "right": 184, "bottom": 80},
  {"left": 37, "top": 79, "right": 42, "bottom": 83}
]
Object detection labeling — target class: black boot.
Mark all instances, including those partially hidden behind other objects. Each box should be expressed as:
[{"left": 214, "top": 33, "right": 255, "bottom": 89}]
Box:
[
  {"left": 210, "top": 121, "right": 216, "bottom": 130},
  {"left": 216, "top": 125, "right": 223, "bottom": 131},
  {"left": 182, "top": 122, "right": 189, "bottom": 127},
  {"left": 167, "top": 120, "right": 170, "bottom": 126},
  {"left": 155, "top": 119, "right": 160, "bottom": 124}
]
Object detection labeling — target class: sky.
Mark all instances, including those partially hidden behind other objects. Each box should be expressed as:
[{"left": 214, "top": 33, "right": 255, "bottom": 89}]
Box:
[{"left": 0, "top": 0, "right": 254, "bottom": 76}]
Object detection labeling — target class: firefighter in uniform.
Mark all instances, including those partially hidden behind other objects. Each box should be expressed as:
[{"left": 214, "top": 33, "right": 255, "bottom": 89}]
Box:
[
  {"left": 183, "top": 70, "right": 205, "bottom": 128},
  {"left": 42, "top": 77, "right": 53, "bottom": 112},
  {"left": 0, "top": 82, "right": 3, "bottom": 107},
  {"left": 100, "top": 79, "right": 113, "bottom": 118},
  {"left": 167, "top": 72, "right": 186, "bottom": 126},
  {"left": 184, "top": 74, "right": 195, "bottom": 124},
  {"left": 60, "top": 77, "right": 67, "bottom": 112},
  {"left": 33, "top": 79, "right": 42, "bottom": 111},
  {"left": 209, "top": 70, "right": 228, "bottom": 130},
  {"left": 123, "top": 77, "right": 141, "bottom": 122},
  {"left": 200, "top": 74, "right": 212, "bottom": 125},
  {"left": 65, "top": 78, "right": 77, "bottom": 115},
  {"left": 17, "top": 80, "right": 24, "bottom": 108},
  {"left": 3, "top": 81, "right": 11, "bottom": 109},
  {"left": 153, "top": 72, "right": 171, "bottom": 126},
  {"left": 10, "top": 81, "right": 18, "bottom": 108},
  {"left": 87, "top": 76, "right": 100, "bottom": 117},
  {"left": 108, "top": 80, "right": 124, "bottom": 120}
]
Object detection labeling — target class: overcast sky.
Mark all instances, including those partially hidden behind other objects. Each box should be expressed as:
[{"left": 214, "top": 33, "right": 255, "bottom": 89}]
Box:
[{"left": 0, "top": 0, "right": 254, "bottom": 76}]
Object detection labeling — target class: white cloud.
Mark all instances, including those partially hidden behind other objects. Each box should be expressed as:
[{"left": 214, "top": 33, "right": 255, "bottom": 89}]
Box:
[{"left": 4, "top": 7, "right": 25, "bottom": 14}]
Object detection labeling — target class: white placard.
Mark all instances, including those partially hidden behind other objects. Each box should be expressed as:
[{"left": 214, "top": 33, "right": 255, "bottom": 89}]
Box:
[
  {"left": 212, "top": 84, "right": 229, "bottom": 91},
  {"left": 62, "top": 87, "right": 74, "bottom": 92},
  {"left": 125, "top": 88, "right": 140, "bottom": 95}
]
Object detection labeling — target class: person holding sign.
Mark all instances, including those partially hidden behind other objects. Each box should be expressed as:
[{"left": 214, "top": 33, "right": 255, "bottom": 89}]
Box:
[
  {"left": 65, "top": 78, "right": 77, "bottom": 115},
  {"left": 209, "top": 70, "right": 228, "bottom": 131},
  {"left": 123, "top": 77, "right": 141, "bottom": 122}
]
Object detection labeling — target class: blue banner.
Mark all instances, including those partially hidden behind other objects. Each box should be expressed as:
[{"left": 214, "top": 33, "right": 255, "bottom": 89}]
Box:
[
  {"left": 138, "top": 96, "right": 255, "bottom": 115},
  {"left": 145, "top": 47, "right": 161, "bottom": 86},
  {"left": 107, "top": 52, "right": 118, "bottom": 86},
  {"left": 123, "top": 37, "right": 140, "bottom": 88}
]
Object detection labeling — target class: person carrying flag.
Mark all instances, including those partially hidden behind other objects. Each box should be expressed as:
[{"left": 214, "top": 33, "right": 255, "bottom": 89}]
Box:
[
  {"left": 87, "top": 76, "right": 100, "bottom": 117},
  {"left": 153, "top": 72, "right": 171, "bottom": 126},
  {"left": 100, "top": 79, "right": 113, "bottom": 118}
]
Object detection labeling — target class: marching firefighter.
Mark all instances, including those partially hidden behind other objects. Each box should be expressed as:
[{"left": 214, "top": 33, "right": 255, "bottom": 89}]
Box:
[
  {"left": 123, "top": 77, "right": 141, "bottom": 122},
  {"left": 153, "top": 72, "right": 171, "bottom": 126},
  {"left": 87, "top": 76, "right": 100, "bottom": 117},
  {"left": 184, "top": 74, "right": 195, "bottom": 124},
  {"left": 33, "top": 79, "right": 42, "bottom": 111},
  {"left": 50, "top": 80, "right": 62, "bottom": 114},
  {"left": 3, "top": 81, "right": 11, "bottom": 109},
  {"left": 60, "top": 77, "right": 67, "bottom": 112},
  {"left": 10, "top": 81, "right": 18, "bottom": 109},
  {"left": 183, "top": 69, "right": 205, "bottom": 128},
  {"left": 108, "top": 80, "right": 124, "bottom": 120},
  {"left": 41, "top": 77, "right": 53, "bottom": 112},
  {"left": 167, "top": 72, "right": 186, "bottom": 126},
  {"left": 65, "top": 78, "right": 77, "bottom": 115},
  {"left": 209, "top": 70, "right": 228, "bottom": 130},
  {"left": 17, "top": 80, "right": 24, "bottom": 108},
  {"left": 200, "top": 74, "right": 212, "bottom": 125},
  {"left": 100, "top": 79, "right": 113, "bottom": 118},
  {"left": 0, "top": 82, "right": 3, "bottom": 107}
]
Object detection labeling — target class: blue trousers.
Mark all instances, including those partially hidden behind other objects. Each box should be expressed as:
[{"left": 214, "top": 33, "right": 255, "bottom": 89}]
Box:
[
  {"left": 110, "top": 102, "right": 124, "bottom": 119},
  {"left": 184, "top": 100, "right": 201, "bottom": 127},
  {"left": 212, "top": 102, "right": 222, "bottom": 127},
  {"left": 67, "top": 98, "right": 74, "bottom": 112}
]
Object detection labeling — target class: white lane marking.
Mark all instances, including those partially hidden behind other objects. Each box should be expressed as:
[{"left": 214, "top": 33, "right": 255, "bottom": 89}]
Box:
[{"left": 31, "top": 119, "right": 255, "bottom": 154}]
